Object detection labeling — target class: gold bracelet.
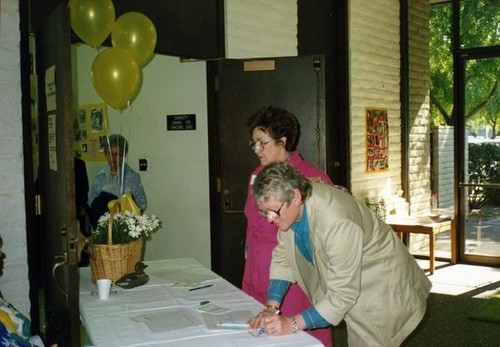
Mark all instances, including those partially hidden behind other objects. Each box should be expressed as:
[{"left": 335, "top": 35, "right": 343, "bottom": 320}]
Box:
[
  {"left": 265, "top": 304, "right": 280, "bottom": 312},
  {"left": 289, "top": 315, "right": 298, "bottom": 334}
]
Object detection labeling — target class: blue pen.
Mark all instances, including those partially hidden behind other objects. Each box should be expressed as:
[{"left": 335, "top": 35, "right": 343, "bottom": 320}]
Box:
[
  {"left": 188, "top": 284, "right": 214, "bottom": 291},
  {"left": 256, "top": 309, "right": 280, "bottom": 336}
]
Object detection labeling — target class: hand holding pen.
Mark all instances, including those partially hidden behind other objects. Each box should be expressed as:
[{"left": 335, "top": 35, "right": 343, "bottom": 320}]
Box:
[{"left": 247, "top": 303, "right": 286, "bottom": 336}]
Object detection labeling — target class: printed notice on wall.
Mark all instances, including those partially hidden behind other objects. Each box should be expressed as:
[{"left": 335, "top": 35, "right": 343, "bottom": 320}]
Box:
[
  {"left": 365, "top": 108, "right": 389, "bottom": 172},
  {"left": 48, "top": 113, "right": 58, "bottom": 171},
  {"left": 45, "top": 65, "right": 56, "bottom": 112},
  {"left": 166, "top": 114, "right": 196, "bottom": 131}
]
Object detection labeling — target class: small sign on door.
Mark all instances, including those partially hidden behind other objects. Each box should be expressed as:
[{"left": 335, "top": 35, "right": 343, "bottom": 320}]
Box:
[{"left": 166, "top": 114, "right": 196, "bottom": 131}]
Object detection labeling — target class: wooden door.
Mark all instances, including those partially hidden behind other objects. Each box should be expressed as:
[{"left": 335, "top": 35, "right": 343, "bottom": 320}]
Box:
[
  {"left": 35, "top": 4, "right": 80, "bottom": 345},
  {"left": 208, "top": 56, "right": 328, "bottom": 287}
]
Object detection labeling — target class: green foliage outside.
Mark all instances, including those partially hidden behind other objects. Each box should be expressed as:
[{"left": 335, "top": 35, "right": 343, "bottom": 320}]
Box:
[
  {"left": 430, "top": 1, "right": 500, "bottom": 137},
  {"left": 468, "top": 143, "right": 500, "bottom": 209}
]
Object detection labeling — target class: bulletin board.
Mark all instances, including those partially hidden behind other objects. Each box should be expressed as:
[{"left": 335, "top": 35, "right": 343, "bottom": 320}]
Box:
[
  {"left": 365, "top": 108, "right": 389, "bottom": 172},
  {"left": 74, "top": 103, "right": 109, "bottom": 161}
]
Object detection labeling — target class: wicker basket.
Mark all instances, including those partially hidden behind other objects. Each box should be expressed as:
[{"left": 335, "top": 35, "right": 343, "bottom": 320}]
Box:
[{"left": 90, "top": 203, "right": 143, "bottom": 283}]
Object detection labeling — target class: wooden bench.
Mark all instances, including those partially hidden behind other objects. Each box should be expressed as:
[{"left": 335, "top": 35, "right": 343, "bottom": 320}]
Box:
[{"left": 387, "top": 217, "right": 456, "bottom": 274}]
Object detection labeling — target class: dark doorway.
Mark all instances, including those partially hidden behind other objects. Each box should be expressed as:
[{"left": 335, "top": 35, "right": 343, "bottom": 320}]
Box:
[{"left": 208, "top": 55, "right": 335, "bottom": 287}]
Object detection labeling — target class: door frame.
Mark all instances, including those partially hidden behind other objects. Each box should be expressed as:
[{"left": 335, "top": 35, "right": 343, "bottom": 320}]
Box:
[
  {"left": 298, "top": 0, "right": 350, "bottom": 187},
  {"left": 23, "top": 3, "right": 81, "bottom": 345},
  {"left": 453, "top": 0, "right": 500, "bottom": 266},
  {"left": 456, "top": 47, "right": 500, "bottom": 266},
  {"left": 20, "top": 0, "right": 41, "bottom": 333}
]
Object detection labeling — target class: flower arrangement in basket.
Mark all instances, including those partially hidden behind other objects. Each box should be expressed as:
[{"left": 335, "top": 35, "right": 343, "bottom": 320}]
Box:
[{"left": 90, "top": 203, "right": 161, "bottom": 282}]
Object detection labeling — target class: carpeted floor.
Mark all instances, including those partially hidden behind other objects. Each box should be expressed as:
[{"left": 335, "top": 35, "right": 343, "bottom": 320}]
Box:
[
  {"left": 332, "top": 287, "right": 500, "bottom": 347},
  {"left": 402, "top": 286, "right": 500, "bottom": 346},
  {"left": 333, "top": 264, "right": 500, "bottom": 347}
]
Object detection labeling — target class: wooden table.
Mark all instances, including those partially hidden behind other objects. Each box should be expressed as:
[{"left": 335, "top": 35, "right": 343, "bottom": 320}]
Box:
[{"left": 387, "top": 217, "right": 456, "bottom": 274}]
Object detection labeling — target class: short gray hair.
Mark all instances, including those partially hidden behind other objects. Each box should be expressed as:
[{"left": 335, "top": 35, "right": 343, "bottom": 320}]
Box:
[
  {"left": 103, "top": 134, "right": 128, "bottom": 154},
  {"left": 252, "top": 162, "right": 312, "bottom": 204}
]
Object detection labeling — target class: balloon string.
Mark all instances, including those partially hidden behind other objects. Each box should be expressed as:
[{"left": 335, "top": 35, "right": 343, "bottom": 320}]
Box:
[
  {"left": 118, "top": 102, "right": 134, "bottom": 197},
  {"left": 124, "top": 102, "right": 134, "bottom": 197},
  {"left": 119, "top": 108, "right": 125, "bottom": 197}
]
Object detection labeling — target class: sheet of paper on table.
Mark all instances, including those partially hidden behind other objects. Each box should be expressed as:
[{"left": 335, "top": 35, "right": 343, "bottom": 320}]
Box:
[
  {"left": 149, "top": 269, "right": 220, "bottom": 284},
  {"left": 131, "top": 307, "right": 203, "bottom": 333},
  {"left": 197, "top": 303, "right": 232, "bottom": 315}
]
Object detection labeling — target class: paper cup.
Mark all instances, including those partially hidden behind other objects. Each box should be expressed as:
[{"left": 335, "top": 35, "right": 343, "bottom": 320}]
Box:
[{"left": 96, "top": 279, "right": 112, "bottom": 300}]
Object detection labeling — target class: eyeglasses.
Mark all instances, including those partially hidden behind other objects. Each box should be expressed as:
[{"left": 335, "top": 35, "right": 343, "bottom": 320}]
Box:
[
  {"left": 258, "top": 202, "right": 285, "bottom": 219},
  {"left": 105, "top": 151, "right": 122, "bottom": 157},
  {"left": 248, "top": 139, "right": 273, "bottom": 151}
]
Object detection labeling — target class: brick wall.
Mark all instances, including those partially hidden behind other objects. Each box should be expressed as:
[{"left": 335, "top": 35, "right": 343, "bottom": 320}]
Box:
[
  {"left": 225, "top": 0, "right": 297, "bottom": 58},
  {"left": 0, "top": 0, "right": 31, "bottom": 316},
  {"left": 408, "top": 0, "right": 431, "bottom": 214},
  {"left": 432, "top": 126, "right": 455, "bottom": 209},
  {"left": 349, "top": 0, "right": 431, "bottom": 216},
  {"left": 349, "top": 0, "right": 402, "bottom": 202}
]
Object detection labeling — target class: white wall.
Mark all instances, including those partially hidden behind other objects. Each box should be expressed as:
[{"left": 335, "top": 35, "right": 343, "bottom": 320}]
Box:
[{"left": 74, "top": 45, "right": 211, "bottom": 266}]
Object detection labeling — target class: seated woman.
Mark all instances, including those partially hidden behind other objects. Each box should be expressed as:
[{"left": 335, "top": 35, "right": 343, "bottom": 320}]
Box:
[{"left": 0, "top": 236, "right": 57, "bottom": 347}]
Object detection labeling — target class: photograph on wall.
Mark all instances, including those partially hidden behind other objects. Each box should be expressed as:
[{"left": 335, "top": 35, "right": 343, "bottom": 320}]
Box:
[
  {"left": 365, "top": 108, "right": 389, "bottom": 172},
  {"left": 74, "top": 103, "right": 109, "bottom": 161}
]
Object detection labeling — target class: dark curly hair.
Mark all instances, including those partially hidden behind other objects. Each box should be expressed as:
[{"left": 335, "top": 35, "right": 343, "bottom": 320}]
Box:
[{"left": 246, "top": 106, "right": 301, "bottom": 152}]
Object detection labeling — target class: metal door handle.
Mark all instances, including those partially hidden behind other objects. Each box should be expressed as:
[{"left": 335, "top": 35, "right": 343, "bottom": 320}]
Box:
[
  {"left": 52, "top": 253, "right": 69, "bottom": 302},
  {"left": 75, "top": 221, "right": 90, "bottom": 263},
  {"left": 223, "top": 189, "right": 243, "bottom": 214}
]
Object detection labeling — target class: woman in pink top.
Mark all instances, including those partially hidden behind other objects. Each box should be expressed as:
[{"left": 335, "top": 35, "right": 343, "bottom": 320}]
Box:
[{"left": 243, "top": 106, "right": 347, "bottom": 346}]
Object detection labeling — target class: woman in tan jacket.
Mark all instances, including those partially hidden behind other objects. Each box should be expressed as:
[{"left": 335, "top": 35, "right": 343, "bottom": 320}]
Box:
[{"left": 247, "top": 162, "right": 431, "bottom": 347}]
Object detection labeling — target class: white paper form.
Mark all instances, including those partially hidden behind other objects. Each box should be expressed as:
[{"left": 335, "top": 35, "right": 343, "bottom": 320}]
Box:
[
  {"left": 145, "top": 258, "right": 221, "bottom": 285},
  {"left": 80, "top": 285, "right": 178, "bottom": 316},
  {"left": 131, "top": 307, "right": 204, "bottom": 333},
  {"left": 149, "top": 269, "right": 220, "bottom": 285},
  {"left": 45, "top": 65, "right": 56, "bottom": 112},
  {"left": 48, "top": 113, "right": 57, "bottom": 171}
]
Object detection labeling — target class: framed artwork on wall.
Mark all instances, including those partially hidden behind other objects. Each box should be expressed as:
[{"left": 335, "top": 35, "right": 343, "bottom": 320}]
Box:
[
  {"left": 74, "top": 103, "right": 109, "bottom": 161},
  {"left": 365, "top": 107, "right": 389, "bottom": 172}
]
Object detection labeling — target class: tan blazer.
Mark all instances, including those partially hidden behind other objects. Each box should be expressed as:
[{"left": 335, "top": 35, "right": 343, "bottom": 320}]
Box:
[{"left": 270, "top": 182, "right": 431, "bottom": 347}]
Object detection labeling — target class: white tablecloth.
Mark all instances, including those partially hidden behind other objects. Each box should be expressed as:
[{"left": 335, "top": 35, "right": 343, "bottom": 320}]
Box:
[{"left": 79, "top": 258, "right": 323, "bottom": 347}]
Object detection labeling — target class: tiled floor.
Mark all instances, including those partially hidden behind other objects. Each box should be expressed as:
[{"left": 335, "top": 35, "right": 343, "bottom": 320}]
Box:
[{"left": 416, "top": 259, "right": 500, "bottom": 296}]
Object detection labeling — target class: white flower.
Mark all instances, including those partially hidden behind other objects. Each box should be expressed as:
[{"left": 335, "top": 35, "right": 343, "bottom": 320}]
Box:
[{"left": 93, "top": 210, "right": 161, "bottom": 244}]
